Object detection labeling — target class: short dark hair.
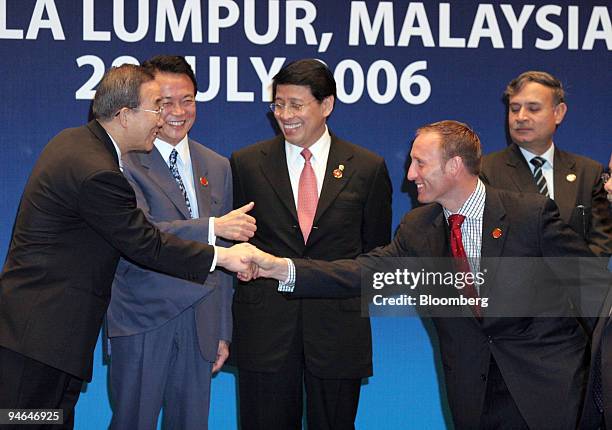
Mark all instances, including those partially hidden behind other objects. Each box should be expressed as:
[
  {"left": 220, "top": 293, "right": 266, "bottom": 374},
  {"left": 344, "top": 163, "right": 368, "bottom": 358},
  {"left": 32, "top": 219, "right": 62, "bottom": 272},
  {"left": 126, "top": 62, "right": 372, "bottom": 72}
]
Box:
[
  {"left": 416, "top": 120, "right": 482, "bottom": 175},
  {"left": 272, "top": 59, "right": 336, "bottom": 102},
  {"left": 92, "top": 64, "right": 155, "bottom": 121},
  {"left": 142, "top": 55, "right": 198, "bottom": 94},
  {"left": 505, "top": 71, "right": 565, "bottom": 105}
]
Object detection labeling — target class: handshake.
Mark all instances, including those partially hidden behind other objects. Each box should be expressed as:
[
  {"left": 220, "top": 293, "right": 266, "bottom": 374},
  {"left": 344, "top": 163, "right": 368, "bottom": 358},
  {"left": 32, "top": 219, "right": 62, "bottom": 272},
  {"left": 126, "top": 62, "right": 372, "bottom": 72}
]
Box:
[
  {"left": 211, "top": 201, "right": 288, "bottom": 281},
  {"left": 216, "top": 242, "right": 288, "bottom": 282}
]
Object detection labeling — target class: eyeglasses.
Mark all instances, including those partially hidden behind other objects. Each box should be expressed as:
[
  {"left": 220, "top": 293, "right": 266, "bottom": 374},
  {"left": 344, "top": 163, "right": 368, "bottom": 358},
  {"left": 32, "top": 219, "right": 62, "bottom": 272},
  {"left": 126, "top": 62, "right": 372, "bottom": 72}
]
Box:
[
  {"left": 269, "top": 99, "right": 317, "bottom": 115},
  {"left": 114, "top": 106, "right": 165, "bottom": 117},
  {"left": 132, "top": 106, "right": 165, "bottom": 116}
]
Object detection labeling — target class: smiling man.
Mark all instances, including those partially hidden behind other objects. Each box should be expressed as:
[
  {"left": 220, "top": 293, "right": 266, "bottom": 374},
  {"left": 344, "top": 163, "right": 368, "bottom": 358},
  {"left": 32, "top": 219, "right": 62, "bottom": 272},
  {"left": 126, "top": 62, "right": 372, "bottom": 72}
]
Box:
[
  {"left": 0, "top": 64, "right": 253, "bottom": 429},
  {"left": 481, "top": 71, "right": 612, "bottom": 256},
  {"left": 248, "top": 120, "right": 599, "bottom": 430},
  {"left": 106, "top": 56, "right": 256, "bottom": 430},
  {"left": 230, "top": 59, "right": 392, "bottom": 429}
]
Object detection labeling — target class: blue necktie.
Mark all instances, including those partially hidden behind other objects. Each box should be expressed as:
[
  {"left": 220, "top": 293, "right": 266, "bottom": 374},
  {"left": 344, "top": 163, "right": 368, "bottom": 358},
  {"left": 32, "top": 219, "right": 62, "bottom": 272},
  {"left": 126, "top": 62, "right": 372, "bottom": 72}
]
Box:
[{"left": 169, "top": 149, "right": 193, "bottom": 218}]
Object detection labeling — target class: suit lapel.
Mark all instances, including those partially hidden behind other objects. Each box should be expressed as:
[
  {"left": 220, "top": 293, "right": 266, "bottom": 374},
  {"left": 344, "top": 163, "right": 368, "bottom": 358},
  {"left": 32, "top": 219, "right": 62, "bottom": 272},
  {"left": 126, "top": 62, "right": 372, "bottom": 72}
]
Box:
[
  {"left": 140, "top": 149, "right": 191, "bottom": 219},
  {"left": 552, "top": 149, "right": 577, "bottom": 221},
  {"left": 505, "top": 143, "right": 540, "bottom": 193},
  {"left": 481, "top": 188, "right": 508, "bottom": 260},
  {"left": 428, "top": 209, "right": 451, "bottom": 258},
  {"left": 189, "top": 141, "right": 211, "bottom": 217},
  {"left": 313, "top": 135, "right": 355, "bottom": 225},
  {"left": 87, "top": 120, "right": 119, "bottom": 167},
  {"left": 480, "top": 187, "right": 508, "bottom": 317},
  {"left": 258, "top": 136, "right": 299, "bottom": 222}
]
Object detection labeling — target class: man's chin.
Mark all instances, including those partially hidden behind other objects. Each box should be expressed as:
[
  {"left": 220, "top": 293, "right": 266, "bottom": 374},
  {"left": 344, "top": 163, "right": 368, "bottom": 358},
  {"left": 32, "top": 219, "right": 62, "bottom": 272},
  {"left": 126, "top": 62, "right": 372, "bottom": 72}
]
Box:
[{"left": 417, "top": 194, "right": 430, "bottom": 204}]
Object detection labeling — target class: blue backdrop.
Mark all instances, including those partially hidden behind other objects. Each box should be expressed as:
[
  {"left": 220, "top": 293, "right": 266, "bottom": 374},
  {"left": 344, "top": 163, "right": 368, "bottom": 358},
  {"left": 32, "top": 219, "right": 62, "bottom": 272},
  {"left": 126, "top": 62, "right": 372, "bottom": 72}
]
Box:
[{"left": 1, "top": 1, "right": 610, "bottom": 428}]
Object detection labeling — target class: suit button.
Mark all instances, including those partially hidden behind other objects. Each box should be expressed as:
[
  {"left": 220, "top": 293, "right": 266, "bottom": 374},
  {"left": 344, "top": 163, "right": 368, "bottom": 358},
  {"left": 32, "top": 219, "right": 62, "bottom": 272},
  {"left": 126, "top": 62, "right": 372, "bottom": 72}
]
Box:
[
  {"left": 487, "top": 336, "right": 493, "bottom": 344},
  {"left": 481, "top": 374, "right": 487, "bottom": 381}
]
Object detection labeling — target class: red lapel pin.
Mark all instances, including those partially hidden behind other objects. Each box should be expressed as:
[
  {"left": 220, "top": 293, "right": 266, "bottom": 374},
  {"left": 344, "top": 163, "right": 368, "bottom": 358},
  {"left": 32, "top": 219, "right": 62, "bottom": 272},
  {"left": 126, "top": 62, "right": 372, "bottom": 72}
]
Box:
[
  {"left": 200, "top": 176, "right": 208, "bottom": 187},
  {"left": 332, "top": 164, "right": 344, "bottom": 179},
  {"left": 492, "top": 228, "right": 502, "bottom": 239}
]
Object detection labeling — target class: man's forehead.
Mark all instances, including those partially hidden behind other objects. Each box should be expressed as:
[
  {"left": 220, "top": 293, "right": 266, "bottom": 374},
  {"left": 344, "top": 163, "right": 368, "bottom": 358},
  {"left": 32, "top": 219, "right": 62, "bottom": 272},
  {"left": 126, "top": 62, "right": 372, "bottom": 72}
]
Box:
[
  {"left": 510, "top": 82, "right": 553, "bottom": 100},
  {"left": 140, "top": 81, "right": 162, "bottom": 100},
  {"left": 412, "top": 132, "right": 442, "bottom": 155},
  {"left": 275, "top": 84, "right": 313, "bottom": 99}
]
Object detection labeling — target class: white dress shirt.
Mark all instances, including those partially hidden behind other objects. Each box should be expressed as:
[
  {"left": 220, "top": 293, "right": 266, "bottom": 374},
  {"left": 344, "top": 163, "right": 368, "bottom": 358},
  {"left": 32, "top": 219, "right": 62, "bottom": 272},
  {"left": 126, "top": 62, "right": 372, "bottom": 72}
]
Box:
[
  {"left": 285, "top": 126, "right": 331, "bottom": 207},
  {"left": 107, "top": 134, "right": 123, "bottom": 172},
  {"left": 443, "top": 179, "right": 486, "bottom": 281}
]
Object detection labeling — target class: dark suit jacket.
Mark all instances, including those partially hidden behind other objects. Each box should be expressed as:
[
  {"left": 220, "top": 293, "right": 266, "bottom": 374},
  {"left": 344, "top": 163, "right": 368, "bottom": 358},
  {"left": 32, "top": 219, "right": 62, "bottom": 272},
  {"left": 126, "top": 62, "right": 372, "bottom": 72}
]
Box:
[
  {"left": 291, "top": 187, "right": 594, "bottom": 429},
  {"left": 580, "top": 272, "right": 612, "bottom": 429},
  {"left": 481, "top": 143, "right": 612, "bottom": 256},
  {"left": 230, "top": 133, "right": 392, "bottom": 378},
  {"left": 107, "top": 139, "right": 232, "bottom": 362},
  {"left": 0, "top": 120, "right": 214, "bottom": 380}
]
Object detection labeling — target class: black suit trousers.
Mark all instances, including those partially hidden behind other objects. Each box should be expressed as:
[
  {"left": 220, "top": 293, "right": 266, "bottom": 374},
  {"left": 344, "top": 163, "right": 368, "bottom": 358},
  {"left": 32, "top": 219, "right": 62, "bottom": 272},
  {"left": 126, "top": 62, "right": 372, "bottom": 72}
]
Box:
[
  {"left": 238, "top": 311, "right": 361, "bottom": 430},
  {"left": 0, "top": 346, "right": 83, "bottom": 429}
]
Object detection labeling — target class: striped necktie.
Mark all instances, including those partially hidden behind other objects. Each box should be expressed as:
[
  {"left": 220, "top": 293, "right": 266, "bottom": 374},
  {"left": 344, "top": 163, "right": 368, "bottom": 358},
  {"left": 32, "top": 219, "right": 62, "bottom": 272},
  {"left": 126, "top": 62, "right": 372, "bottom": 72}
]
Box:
[
  {"left": 169, "top": 149, "right": 193, "bottom": 218},
  {"left": 530, "top": 156, "right": 549, "bottom": 197}
]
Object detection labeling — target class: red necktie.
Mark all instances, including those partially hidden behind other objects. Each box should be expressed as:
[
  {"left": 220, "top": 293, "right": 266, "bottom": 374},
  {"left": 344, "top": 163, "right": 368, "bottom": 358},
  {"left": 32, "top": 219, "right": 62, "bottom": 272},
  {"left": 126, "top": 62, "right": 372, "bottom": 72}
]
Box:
[
  {"left": 448, "top": 214, "right": 481, "bottom": 318},
  {"left": 298, "top": 148, "right": 318, "bottom": 244}
]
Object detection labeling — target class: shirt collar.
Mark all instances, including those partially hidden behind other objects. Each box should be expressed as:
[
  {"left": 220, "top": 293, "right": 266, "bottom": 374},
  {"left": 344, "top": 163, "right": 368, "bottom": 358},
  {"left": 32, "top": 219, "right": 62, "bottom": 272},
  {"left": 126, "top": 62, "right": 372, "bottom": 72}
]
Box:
[
  {"left": 106, "top": 133, "right": 123, "bottom": 171},
  {"left": 519, "top": 143, "right": 555, "bottom": 168},
  {"left": 443, "top": 178, "right": 486, "bottom": 221},
  {"left": 285, "top": 125, "right": 331, "bottom": 165},
  {"left": 154, "top": 135, "right": 190, "bottom": 166}
]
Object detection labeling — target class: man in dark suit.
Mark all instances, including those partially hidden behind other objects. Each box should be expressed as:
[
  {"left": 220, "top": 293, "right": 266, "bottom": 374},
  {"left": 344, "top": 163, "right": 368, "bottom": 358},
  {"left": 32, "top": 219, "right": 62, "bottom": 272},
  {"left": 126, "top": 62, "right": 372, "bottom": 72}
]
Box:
[
  {"left": 481, "top": 70, "right": 612, "bottom": 257},
  {"left": 580, "top": 153, "right": 612, "bottom": 429},
  {"left": 248, "top": 120, "right": 599, "bottom": 429},
  {"left": 0, "top": 64, "right": 251, "bottom": 428},
  {"left": 230, "top": 59, "right": 392, "bottom": 429},
  {"left": 107, "top": 56, "right": 256, "bottom": 430}
]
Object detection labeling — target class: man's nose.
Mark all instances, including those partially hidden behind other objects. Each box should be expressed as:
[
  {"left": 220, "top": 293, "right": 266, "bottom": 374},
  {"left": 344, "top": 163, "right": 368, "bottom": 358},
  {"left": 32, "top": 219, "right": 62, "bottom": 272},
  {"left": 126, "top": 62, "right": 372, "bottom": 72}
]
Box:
[
  {"left": 406, "top": 163, "right": 417, "bottom": 181},
  {"left": 516, "top": 106, "right": 528, "bottom": 121}
]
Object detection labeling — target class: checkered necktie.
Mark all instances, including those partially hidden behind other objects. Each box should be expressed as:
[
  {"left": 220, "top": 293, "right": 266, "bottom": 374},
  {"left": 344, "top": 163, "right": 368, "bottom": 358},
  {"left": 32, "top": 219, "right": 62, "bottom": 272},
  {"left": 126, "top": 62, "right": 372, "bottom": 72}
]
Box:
[
  {"left": 169, "top": 149, "right": 193, "bottom": 218},
  {"left": 530, "top": 156, "right": 549, "bottom": 197},
  {"left": 297, "top": 148, "right": 318, "bottom": 244}
]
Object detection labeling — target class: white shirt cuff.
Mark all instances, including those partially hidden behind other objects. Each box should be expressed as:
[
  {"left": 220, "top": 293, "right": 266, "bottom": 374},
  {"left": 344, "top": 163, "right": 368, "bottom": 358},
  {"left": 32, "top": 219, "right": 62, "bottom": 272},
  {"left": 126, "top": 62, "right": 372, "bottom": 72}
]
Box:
[
  {"left": 208, "top": 217, "right": 217, "bottom": 245},
  {"left": 210, "top": 246, "right": 218, "bottom": 272},
  {"left": 278, "top": 258, "right": 296, "bottom": 292}
]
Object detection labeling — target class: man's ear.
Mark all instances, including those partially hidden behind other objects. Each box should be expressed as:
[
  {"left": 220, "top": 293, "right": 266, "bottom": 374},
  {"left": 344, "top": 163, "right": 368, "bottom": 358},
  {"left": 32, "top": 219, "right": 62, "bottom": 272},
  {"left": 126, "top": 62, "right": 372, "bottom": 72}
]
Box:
[
  {"left": 116, "top": 108, "right": 130, "bottom": 128},
  {"left": 322, "top": 95, "right": 335, "bottom": 118},
  {"left": 446, "top": 156, "right": 463, "bottom": 176},
  {"left": 554, "top": 102, "right": 567, "bottom": 125}
]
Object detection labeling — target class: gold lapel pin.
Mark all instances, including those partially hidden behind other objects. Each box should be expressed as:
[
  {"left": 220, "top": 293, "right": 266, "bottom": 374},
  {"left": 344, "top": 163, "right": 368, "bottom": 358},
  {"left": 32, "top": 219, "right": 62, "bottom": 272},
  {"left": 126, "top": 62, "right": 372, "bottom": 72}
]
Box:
[
  {"left": 566, "top": 173, "right": 576, "bottom": 182},
  {"left": 492, "top": 228, "right": 503, "bottom": 239},
  {"left": 200, "top": 176, "right": 208, "bottom": 187},
  {"left": 333, "top": 164, "right": 344, "bottom": 179}
]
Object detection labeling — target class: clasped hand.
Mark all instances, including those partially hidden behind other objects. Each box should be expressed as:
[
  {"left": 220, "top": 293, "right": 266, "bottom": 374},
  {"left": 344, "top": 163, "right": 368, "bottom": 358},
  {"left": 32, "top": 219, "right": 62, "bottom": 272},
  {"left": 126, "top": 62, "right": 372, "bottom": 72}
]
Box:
[{"left": 215, "top": 243, "right": 287, "bottom": 281}]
